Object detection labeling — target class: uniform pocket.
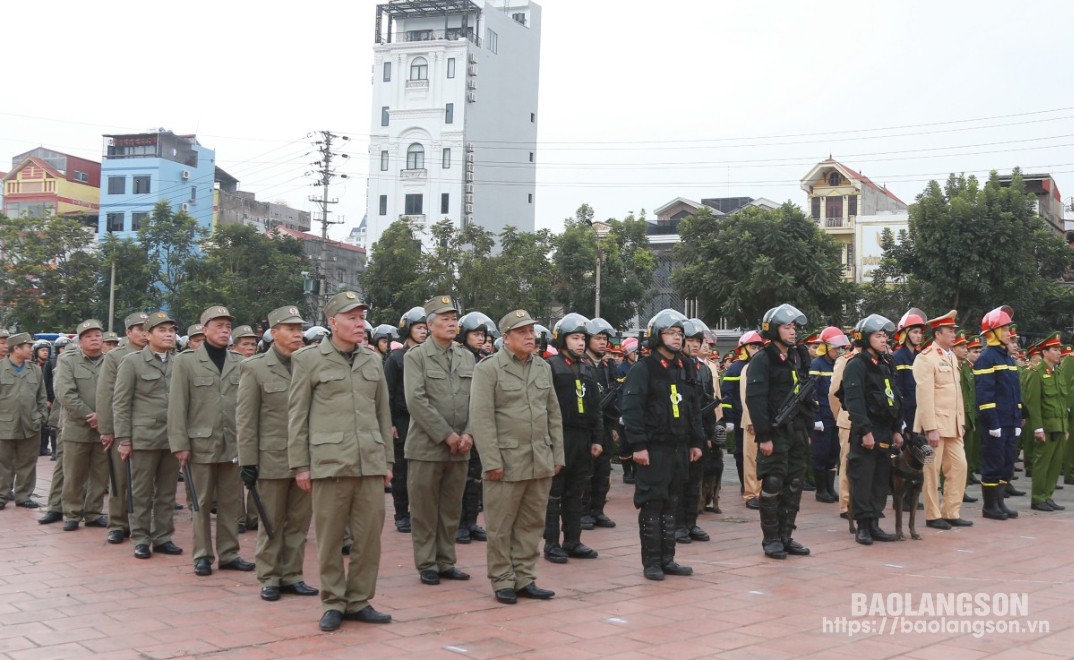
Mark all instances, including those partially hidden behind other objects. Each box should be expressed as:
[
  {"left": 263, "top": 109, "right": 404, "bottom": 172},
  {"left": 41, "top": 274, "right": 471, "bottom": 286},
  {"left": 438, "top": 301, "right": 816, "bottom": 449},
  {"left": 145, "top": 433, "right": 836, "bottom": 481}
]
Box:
[
  {"left": 140, "top": 372, "right": 161, "bottom": 382},
  {"left": 311, "top": 432, "right": 345, "bottom": 445},
  {"left": 497, "top": 437, "right": 519, "bottom": 449},
  {"left": 427, "top": 369, "right": 447, "bottom": 380},
  {"left": 361, "top": 366, "right": 380, "bottom": 382},
  {"left": 319, "top": 371, "right": 346, "bottom": 383},
  {"left": 264, "top": 382, "right": 287, "bottom": 393},
  {"left": 193, "top": 376, "right": 214, "bottom": 387}
]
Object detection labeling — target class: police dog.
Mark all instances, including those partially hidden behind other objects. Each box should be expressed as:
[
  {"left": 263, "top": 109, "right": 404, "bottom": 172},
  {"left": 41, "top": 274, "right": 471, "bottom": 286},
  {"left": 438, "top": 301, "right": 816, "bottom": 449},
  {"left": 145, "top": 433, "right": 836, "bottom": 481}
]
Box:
[{"left": 845, "top": 434, "right": 934, "bottom": 540}]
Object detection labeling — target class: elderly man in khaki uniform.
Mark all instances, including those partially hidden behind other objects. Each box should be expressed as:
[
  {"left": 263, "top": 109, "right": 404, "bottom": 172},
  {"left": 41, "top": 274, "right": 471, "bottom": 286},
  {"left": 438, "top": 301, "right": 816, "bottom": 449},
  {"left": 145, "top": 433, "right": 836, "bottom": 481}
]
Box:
[
  {"left": 94, "top": 312, "right": 149, "bottom": 542},
  {"left": 470, "top": 310, "right": 565, "bottom": 605},
  {"left": 238, "top": 305, "right": 318, "bottom": 602},
  {"left": 0, "top": 333, "right": 47, "bottom": 509},
  {"left": 914, "top": 310, "right": 972, "bottom": 529},
  {"left": 114, "top": 312, "right": 183, "bottom": 559},
  {"left": 56, "top": 320, "right": 108, "bottom": 531},
  {"left": 169, "top": 305, "right": 252, "bottom": 577},
  {"left": 288, "top": 291, "right": 394, "bottom": 632},
  {"left": 405, "top": 295, "right": 475, "bottom": 586}
]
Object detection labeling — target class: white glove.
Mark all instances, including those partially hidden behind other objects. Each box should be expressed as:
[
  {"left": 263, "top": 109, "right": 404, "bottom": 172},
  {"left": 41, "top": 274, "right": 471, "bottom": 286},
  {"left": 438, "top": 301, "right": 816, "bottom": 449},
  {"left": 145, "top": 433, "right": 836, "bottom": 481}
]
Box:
[
  {"left": 988, "top": 428, "right": 1001, "bottom": 438},
  {"left": 813, "top": 421, "right": 824, "bottom": 432},
  {"left": 1014, "top": 427, "right": 1022, "bottom": 437},
  {"left": 725, "top": 423, "right": 735, "bottom": 432}
]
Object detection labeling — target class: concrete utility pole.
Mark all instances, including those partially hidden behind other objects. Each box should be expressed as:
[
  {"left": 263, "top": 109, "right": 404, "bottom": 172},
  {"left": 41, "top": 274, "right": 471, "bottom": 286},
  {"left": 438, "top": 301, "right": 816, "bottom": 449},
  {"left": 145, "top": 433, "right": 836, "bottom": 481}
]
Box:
[{"left": 308, "top": 131, "right": 349, "bottom": 322}]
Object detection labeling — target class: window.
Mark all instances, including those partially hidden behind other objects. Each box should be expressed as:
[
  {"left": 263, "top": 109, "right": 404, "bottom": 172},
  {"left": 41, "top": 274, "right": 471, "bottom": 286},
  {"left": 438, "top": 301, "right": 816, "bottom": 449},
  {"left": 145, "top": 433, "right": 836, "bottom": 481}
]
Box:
[
  {"left": 528, "top": 193, "right": 533, "bottom": 204},
  {"left": 529, "top": 152, "right": 534, "bottom": 163},
  {"left": 133, "top": 176, "right": 151, "bottom": 194},
  {"left": 441, "top": 193, "right": 450, "bottom": 214},
  {"left": 811, "top": 197, "right": 821, "bottom": 220},
  {"left": 445, "top": 103, "right": 454, "bottom": 124},
  {"left": 512, "top": 12, "right": 526, "bottom": 25},
  {"left": 131, "top": 212, "right": 148, "bottom": 231},
  {"left": 381, "top": 106, "right": 389, "bottom": 126},
  {"left": 828, "top": 172, "right": 841, "bottom": 186},
  {"left": 383, "top": 61, "right": 391, "bottom": 82},
  {"left": 406, "top": 143, "right": 425, "bottom": 170},
  {"left": 106, "top": 212, "right": 124, "bottom": 232},
  {"left": 74, "top": 170, "right": 88, "bottom": 182},
  {"left": 410, "top": 57, "right": 428, "bottom": 80},
  {"left": 486, "top": 29, "right": 498, "bottom": 53},
  {"left": 447, "top": 57, "right": 456, "bottom": 78},
  {"left": 442, "top": 148, "right": 451, "bottom": 168},
  {"left": 846, "top": 244, "right": 855, "bottom": 273},
  {"left": 825, "top": 195, "right": 843, "bottom": 222},
  {"left": 189, "top": 186, "right": 197, "bottom": 202},
  {"left": 378, "top": 195, "right": 387, "bottom": 216},
  {"left": 107, "top": 176, "right": 125, "bottom": 195},
  {"left": 404, "top": 194, "right": 423, "bottom": 215},
  {"left": 530, "top": 112, "right": 535, "bottom": 123},
  {"left": 380, "top": 150, "right": 389, "bottom": 171},
  {"left": 848, "top": 194, "right": 858, "bottom": 217}
]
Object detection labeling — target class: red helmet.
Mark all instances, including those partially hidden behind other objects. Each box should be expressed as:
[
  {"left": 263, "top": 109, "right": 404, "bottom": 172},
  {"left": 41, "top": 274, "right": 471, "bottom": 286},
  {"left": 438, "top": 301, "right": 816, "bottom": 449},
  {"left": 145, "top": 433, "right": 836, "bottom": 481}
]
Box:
[
  {"left": 737, "top": 330, "right": 764, "bottom": 349},
  {"left": 981, "top": 306, "right": 1014, "bottom": 332},
  {"left": 621, "top": 337, "right": 639, "bottom": 355},
  {"left": 819, "top": 326, "right": 849, "bottom": 348},
  {"left": 896, "top": 308, "right": 927, "bottom": 332}
]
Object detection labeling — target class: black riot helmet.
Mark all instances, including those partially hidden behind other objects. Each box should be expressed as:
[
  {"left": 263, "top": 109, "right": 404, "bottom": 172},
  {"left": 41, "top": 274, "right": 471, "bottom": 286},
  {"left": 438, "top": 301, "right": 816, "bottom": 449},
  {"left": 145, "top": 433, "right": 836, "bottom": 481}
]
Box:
[
  {"left": 585, "top": 317, "right": 615, "bottom": 339},
  {"left": 853, "top": 314, "right": 896, "bottom": 349},
  {"left": 398, "top": 306, "right": 427, "bottom": 342},
  {"left": 552, "top": 313, "right": 590, "bottom": 355},
  {"left": 372, "top": 323, "right": 398, "bottom": 347},
  {"left": 684, "top": 318, "right": 710, "bottom": 341},
  {"left": 456, "top": 311, "right": 494, "bottom": 344},
  {"left": 644, "top": 308, "right": 688, "bottom": 349},
  {"left": 760, "top": 304, "right": 807, "bottom": 344}
]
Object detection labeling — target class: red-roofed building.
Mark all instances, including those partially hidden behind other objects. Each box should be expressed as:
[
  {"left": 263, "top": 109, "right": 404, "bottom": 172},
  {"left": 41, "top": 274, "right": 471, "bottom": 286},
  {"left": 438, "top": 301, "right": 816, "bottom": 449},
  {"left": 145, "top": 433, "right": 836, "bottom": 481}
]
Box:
[
  {"left": 269, "top": 225, "right": 367, "bottom": 297},
  {"left": 2, "top": 147, "right": 100, "bottom": 228},
  {"left": 800, "top": 158, "right": 908, "bottom": 279}
]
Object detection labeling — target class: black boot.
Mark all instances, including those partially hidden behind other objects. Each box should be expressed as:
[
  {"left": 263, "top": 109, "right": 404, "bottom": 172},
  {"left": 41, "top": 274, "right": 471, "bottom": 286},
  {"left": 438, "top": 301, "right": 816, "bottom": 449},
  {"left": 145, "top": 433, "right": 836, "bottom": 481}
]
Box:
[
  {"left": 1005, "top": 481, "right": 1026, "bottom": 497},
  {"left": 683, "top": 493, "right": 709, "bottom": 542},
  {"left": 660, "top": 513, "right": 693, "bottom": 575},
  {"left": 997, "top": 483, "right": 1019, "bottom": 518},
  {"left": 759, "top": 492, "right": 786, "bottom": 559},
  {"left": 855, "top": 519, "right": 874, "bottom": 545},
  {"left": 982, "top": 484, "right": 1008, "bottom": 520},
  {"left": 815, "top": 470, "right": 837, "bottom": 503},
  {"left": 543, "top": 495, "right": 562, "bottom": 549},
  {"left": 780, "top": 485, "right": 810, "bottom": 556},
  {"left": 869, "top": 518, "right": 897, "bottom": 542},
  {"left": 639, "top": 507, "right": 663, "bottom": 580},
  {"left": 827, "top": 471, "right": 840, "bottom": 501},
  {"left": 622, "top": 460, "right": 635, "bottom": 485}
]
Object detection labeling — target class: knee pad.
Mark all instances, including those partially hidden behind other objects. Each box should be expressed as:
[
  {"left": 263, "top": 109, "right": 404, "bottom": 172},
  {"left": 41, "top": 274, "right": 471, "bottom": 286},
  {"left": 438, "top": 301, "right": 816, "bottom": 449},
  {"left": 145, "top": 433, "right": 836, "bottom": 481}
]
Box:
[
  {"left": 761, "top": 475, "right": 783, "bottom": 497},
  {"left": 787, "top": 478, "right": 804, "bottom": 494}
]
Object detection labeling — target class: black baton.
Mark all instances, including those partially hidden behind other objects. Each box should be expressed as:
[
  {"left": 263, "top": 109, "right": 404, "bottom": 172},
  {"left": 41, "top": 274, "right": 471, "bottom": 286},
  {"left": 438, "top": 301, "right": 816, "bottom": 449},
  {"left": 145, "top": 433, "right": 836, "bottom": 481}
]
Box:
[
  {"left": 106, "top": 447, "right": 119, "bottom": 497},
  {"left": 124, "top": 457, "right": 134, "bottom": 514},
  {"left": 249, "top": 483, "right": 274, "bottom": 540},
  {"left": 183, "top": 461, "right": 200, "bottom": 512}
]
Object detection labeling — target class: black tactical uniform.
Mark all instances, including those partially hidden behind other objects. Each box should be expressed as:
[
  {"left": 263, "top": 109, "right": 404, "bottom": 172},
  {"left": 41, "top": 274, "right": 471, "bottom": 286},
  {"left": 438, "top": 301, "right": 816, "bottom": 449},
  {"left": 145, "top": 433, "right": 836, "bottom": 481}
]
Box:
[
  {"left": 675, "top": 319, "right": 715, "bottom": 543},
  {"left": 582, "top": 317, "right": 618, "bottom": 530},
  {"left": 384, "top": 306, "right": 428, "bottom": 533},
  {"left": 454, "top": 311, "right": 494, "bottom": 544}
]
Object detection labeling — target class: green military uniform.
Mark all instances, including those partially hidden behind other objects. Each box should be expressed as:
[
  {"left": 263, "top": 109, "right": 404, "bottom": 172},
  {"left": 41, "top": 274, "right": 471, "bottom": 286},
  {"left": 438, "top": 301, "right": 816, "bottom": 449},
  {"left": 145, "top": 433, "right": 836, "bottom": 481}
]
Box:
[
  {"left": 288, "top": 291, "right": 393, "bottom": 618},
  {"left": 97, "top": 312, "right": 149, "bottom": 541},
  {"left": 404, "top": 296, "right": 475, "bottom": 579},
  {"left": 469, "top": 310, "right": 565, "bottom": 596},
  {"left": 1018, "top": 360, "right": 1036, "bottom": 473},
  {"left": 237, "top": 306, "right": 314, "bottom": 593},
  {"left": 1022, "top": 335, "right": 1068, "bottom": 509},
  {"left": 0, "top": 334, "right": 48, "bottom": 508},
  {"left": 168, "top": 306, "right": 246, "bottom": 573},
  {"left": 56, "top": 321, "right": 107, "bottom": 526},
  {"left": 114, "top": 315, "right": 181, "bottom": 552},
  {"left": 1060, "top": 353, "right": 1074, "bottom": 485},
  {"left": 960, "top": 358, "right": 979, "bottom": 477}
]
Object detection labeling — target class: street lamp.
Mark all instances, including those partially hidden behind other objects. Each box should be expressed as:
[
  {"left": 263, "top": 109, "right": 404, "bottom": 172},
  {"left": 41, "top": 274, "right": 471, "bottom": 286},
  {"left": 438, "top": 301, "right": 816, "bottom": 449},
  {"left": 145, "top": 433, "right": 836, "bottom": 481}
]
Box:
[{"left": 592, "top": 221, "right": 611, "bottom": 318}]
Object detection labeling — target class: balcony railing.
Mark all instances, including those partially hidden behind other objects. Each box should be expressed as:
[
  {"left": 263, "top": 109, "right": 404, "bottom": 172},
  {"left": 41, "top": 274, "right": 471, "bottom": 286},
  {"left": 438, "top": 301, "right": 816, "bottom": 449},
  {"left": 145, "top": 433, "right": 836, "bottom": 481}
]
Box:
[
  {"left": 400, "top": 168, "right": 427, "bottom": 180},
  {"left": 825, "top": 217, "right": 844, "bottom": 228},
  {"left": 378, "top": 28, "right": 480, "bottom": 46},
  {"left": 406, "top": 79, "right": 429, "bottom": 89}
]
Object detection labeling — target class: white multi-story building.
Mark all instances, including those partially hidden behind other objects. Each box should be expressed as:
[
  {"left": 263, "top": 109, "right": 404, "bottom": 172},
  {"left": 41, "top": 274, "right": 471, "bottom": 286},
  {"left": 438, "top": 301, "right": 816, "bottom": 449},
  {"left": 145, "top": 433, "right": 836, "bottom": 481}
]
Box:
[{"left": 366, "top": 0, "right": 541, "bottom": 255}]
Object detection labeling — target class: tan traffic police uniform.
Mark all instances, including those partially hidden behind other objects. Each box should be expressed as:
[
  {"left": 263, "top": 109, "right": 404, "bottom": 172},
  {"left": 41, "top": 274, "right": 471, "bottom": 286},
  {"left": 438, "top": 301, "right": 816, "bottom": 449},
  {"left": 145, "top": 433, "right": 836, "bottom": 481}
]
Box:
[
  {"left": 0, "top": 334, "right": 47, "bottom": 507},
  {"left": 115, "top": 312, "right": 180, "bottom": 550},
  {"left": 740, "top": 363, "right": 761, "bottom": 501},
  {"left": 288, "top": 291, "right": 393, "bottom": 615},
  {"left": 238, "top": 306, "right": 313, "bottom": 590},
  {"left": 168, "top": 306, "right": 245, "bottom": 570},
  {"left": 97, "top": 311, "right": 149, "bottom": 539},
  {"left": 829, "top": 351, "right": 854, "bottom": 515},
  {"left": 913, "top": 311, "right": 968, "bottom": 522},
  {"left": 404, "top": 295, "right": 475, "bottom": 576},
  {"left": 470, "top": 310, "right": 565, "bottom": 594},
  {"left": 57, "top": 320, "right": 107, "bottom": 525}
]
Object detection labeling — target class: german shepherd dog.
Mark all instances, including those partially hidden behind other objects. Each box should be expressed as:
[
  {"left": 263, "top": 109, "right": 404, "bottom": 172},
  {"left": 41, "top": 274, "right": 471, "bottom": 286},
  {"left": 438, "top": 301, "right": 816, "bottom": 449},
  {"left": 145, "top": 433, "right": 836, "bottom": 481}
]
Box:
[{"left": 847, "top": 434, "right": 934, "bottom": 540}]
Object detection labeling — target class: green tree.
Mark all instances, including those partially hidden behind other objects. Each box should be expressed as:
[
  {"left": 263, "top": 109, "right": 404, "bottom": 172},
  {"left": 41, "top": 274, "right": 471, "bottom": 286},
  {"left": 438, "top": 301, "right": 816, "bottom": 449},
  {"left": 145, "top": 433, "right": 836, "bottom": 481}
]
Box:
[
  {"left": 672, "top": 202, "right": 852, "bottom": 328},
  {"left": 362, "top": 218, "right": 429, "bottom": 325},
  {"left": 137, "top": 201, "right": 204, "bottom": 323},
  {"left": 0, "top": 213, "right": 101, "bottom": 331},
  {"left": 854, "top": 227, "right": 912, "bottom": 322},
  {"left": 490, "top": 226, "right": 557, "bottom": 324},
  {"left": 455, "top": 223, "right": 498, "bottom": 315},
  {"left": 96, "top": 233, "right": 156, "bottom": 328}
]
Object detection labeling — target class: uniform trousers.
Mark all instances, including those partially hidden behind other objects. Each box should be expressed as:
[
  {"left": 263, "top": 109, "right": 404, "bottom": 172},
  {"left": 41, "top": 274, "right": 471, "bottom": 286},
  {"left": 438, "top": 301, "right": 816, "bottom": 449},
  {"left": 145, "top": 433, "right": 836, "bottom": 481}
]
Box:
[
  {"left": 45, "top": 439, "right": 65, "bottom": 512},
  {"left": 0, "top": 436, "right": 37, "bottom": 504},
  {"left": 837, "top": 426, "right": 851, "bottom": 514},
  {"left": 1031, "top": 432, "right": 1065, "bottom": 505},
  {"left": 313, "top": 476, "right": 384, "bottom": 614},
  {"left": 189, "top": 461, "right": 242, "bottom": 565},
  {"left": 391, "top": 414, "right": 410, "bottom": 520},
  {"left": 923, "top": 435, "right": 967, "bottom": 520},
  {"left": 743, "top": 430, "right": 760, "bottom": 501},
  {"left": 107, "top": 441, "right": 130, "bottom": 533},
  {"left": 847, "top": 432, "right": 892, "bottom": 520},
  {"left": 484, "top": 476, "right": 552, "bottom": 592},
  {"left": 408, "top": 459, "right": 467, "bottom": 571},
  {"left": 981, "top": 427, "right": 1018, "bottom": 484},
  {"left": 255, "top": 477, "right": 312, "bottom": 587},
  {"left": 130, "top": 449, "right": 179, "bottom": 547},
  {"left": 812, "top": 422, "right": 840, "bottom": 472},
  {"left": 545, "top": 428, "right": 594, "bottom": 547},
  {"left": 61, "top": 440, "right": 108, "bottom": 521}
]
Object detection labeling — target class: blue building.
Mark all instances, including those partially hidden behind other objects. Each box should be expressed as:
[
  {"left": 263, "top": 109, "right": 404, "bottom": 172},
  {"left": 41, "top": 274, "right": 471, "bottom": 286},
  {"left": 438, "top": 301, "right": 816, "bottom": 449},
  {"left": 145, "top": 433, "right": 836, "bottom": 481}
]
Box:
[{"left": 97, "top": 130, "right": 215, "bottom": 238}]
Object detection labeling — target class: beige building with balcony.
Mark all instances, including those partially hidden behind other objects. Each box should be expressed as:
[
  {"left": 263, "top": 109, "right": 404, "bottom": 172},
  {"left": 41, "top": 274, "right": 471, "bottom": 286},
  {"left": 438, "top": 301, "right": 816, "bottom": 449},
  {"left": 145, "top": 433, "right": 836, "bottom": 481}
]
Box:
[{"left": 800, "top": 158, "right": 907, "bottom": 280}]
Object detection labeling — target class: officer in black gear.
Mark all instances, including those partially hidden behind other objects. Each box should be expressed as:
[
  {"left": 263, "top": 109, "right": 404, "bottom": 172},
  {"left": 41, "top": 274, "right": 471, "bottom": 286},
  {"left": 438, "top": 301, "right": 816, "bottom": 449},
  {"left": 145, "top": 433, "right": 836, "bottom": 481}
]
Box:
[
  {"left": 371, "top": 324, "right": 398, "bottom": 361},
  {"left": 543, "top": 313, "right": 603, "bottom": 563},
  {"left": 454, "top": 311, "right": 493, "bottom": 544},
  {"left": 622, "top": 309, "right": 704, "bottom": 580},
  {"left": 675, "top": 318, "right": 716, "bottom": 543},
  {"left": 581, "top": 317, "right": 618, "bottom": 530},
  {"left": 745, "top": 304, "right": 815, "bottom": 560},
  {"left": 841, "top": 315, "right": 904, "bottom": 545},
  {"left": 384, "top": 306, "right": 429, "bottom": 533}
]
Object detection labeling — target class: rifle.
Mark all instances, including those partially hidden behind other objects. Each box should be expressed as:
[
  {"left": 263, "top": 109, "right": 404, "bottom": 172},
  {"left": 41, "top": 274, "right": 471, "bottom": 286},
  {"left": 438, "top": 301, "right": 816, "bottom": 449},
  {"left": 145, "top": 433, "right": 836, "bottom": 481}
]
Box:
[
  {"left": 600, "top": 379, "right": 624, "bottom": 410},
  {"left": 106, "top": 447, "right": 119, "bottom": 498},
  {"left": 772, "top": 375, "right": 818, "bottom": 428},
  {"left": 182, "top": 461, "right": 200, "bottom": 512},
  {"left": 248, "top": 483, "right": 274, "bottom": 540},
  {"left": 700, "top": 395, "right": 721, "bottom": 416},
  {"left": 124, "top": 457, "right": 134, "bottom": 514}
]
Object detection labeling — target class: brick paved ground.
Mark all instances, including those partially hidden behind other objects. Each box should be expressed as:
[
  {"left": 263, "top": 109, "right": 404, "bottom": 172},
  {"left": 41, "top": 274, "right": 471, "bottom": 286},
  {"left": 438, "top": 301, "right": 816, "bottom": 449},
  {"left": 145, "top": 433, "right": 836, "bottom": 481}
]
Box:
[{"left": 2, "top": 455, "right": 1073, "bottom": 659}]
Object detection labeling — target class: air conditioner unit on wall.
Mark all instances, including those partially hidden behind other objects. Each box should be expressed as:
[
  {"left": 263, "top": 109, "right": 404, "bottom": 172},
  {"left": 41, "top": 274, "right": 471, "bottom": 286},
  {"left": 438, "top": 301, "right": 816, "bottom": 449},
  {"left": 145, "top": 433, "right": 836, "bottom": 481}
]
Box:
[
  {"left": 465, "top": 183, "right": 474, "bottom": 193},
  {"left": 469, "top": 52, "right": 477, "bottom": 63},
  {"left": 181, "top": 170, "right": 190, "bottom": 180},
  {"left": 467, "top": 92, "right": 476, "bottom": 103},
  {"left": 466, "top": 171, "right": 474, "bottom": 182},
  {"left": 466, "top": 143, "right": 475, "bottom": 152},
  {"left": 180, "top": 203, "right": 190, "bottom": 212},
  {"left": 465, "top": 153, "right": 475, "bottom": 163},
  {"left": 465, "top": 204, "right": 473, "bottom": 214},
  {"left": 467, "top": 79, "right": 476, "bottom": 89}
]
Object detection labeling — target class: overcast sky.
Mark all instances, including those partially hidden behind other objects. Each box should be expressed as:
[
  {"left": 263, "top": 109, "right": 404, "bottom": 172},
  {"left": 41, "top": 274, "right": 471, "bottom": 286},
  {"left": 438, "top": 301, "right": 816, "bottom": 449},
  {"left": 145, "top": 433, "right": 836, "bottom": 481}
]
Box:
[{"left": 4, "top": 0, "right": 1073, "bottom": 240}]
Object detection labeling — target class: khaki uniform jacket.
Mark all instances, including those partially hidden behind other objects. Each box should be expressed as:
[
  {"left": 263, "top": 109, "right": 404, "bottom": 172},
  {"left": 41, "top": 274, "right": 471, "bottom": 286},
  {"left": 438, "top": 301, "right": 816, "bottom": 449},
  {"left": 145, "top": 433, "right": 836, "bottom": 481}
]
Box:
[
  {"left": 1022, "top": 361, "right": 1069, "bottom": 434},
  {"left": 913, "top": 344, "right": 965, "bottom": 438},
  {"left": 237, "top": 349, "right": 294, "bottom": 479},
  {"left": 739, "top": 363, "right": 753, "bottom": 434},
  {"left": 287, "top": 341, "right": 393, "bottom": 479},
  {"left": 829, "top": 353, "right": 852, "bottom": 430},
  {"left": 403, "top": 338, "right": 475, "bottom": 462},
  {"left": 54, "top": 350, "right": 103, "bottom": 444},
  {"left": 113, "top": 348, "right": 172, "bottom": 450},
  {"left": 95, "top": 343, "right": 135, "bottom": 437},
  {"left": 469, "top": 349, "right": 565, "bottom": 481},
  {"left": 167, "top": 345, "right": 242, "bottom": 463},
  {"left": 0, "top": 357, "right": 47, "bottom": 439}
]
